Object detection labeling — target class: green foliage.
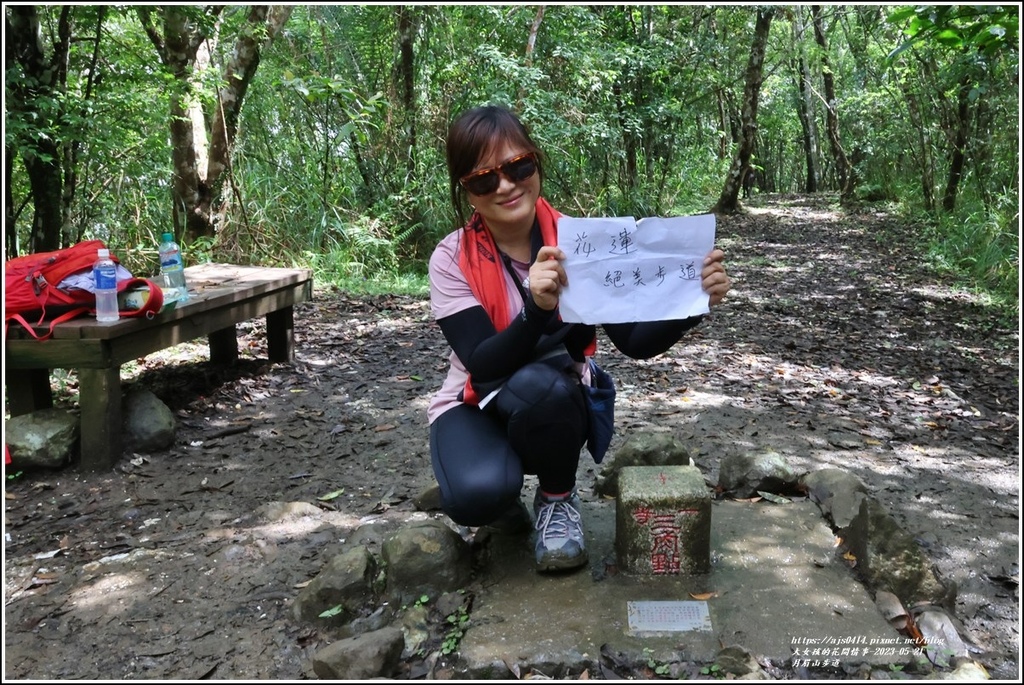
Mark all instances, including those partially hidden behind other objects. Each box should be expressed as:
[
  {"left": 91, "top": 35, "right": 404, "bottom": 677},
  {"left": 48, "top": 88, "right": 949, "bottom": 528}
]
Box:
[
  {"left": 4, "top": 4, "right": 1014, "bottom": 307},
  {"left": 440, "top": 603, "right": 470, "bottom": 655},
  {"left": 922, "top": 193, "right": 1019, "bottom": 307},
  {"left": 643, "top": 648, "right": 671, "bottom": 676},
  {"left": 887, "top": 5, "right": 1019, "bottom": 59},
  {"left": 700, "top": 663, "right": 724, "bottom": 678}
]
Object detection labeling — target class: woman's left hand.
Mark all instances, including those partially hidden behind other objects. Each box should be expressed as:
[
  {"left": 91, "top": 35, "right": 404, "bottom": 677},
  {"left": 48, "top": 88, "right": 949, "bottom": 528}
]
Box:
[{"left": 702, "top": 249, "right": 730, "bottom": 307}]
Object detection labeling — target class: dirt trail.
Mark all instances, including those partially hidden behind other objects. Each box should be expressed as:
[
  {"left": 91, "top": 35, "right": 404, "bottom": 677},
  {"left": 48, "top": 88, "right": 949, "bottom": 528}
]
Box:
[{"left": 3, "top": 195, "right": 1019, "bottom": 679}]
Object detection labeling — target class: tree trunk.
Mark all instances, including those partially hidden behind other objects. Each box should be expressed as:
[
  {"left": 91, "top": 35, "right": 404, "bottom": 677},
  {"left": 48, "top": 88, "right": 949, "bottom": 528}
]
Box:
[
  {"left": 142, "top": 5, "right": 291, "bottom": 243},
  {"left": 715, "top": 88, "right": 730, "bottom": 159},
  {"left": 942, "top": 74, "right": 971, "bottom": 213},
  {"left": 206, "top": 5, "right": 293, "bottom": 242},
  {"left": 61, "top": 7, "right": 106, "bottom": 245},
  {"left": 792, "top": 8, "right": 819, "bottom": 193},
  {"left": 811, "top": 5, "right": 853, "bottom": 201},
  {"left": 147, "top": 6, "right": 210, "bottom": 242},
  {"left": 612, "top": 79, "right": 638, "bottom": 192},
  {"left": 713, "top": 7, "right": 774, "bottom": 214},
  {"left": 5, "top": 5, "right": 67, "bottom": 252},
  {"left": 397, "top": 6, "right": 416, "bottom": 179},
  {"left": 901, "top": 82, "right": 935, "bottom": 212},
  {"left": 525, "top": 5, "right": 545, "bottom": 66}
]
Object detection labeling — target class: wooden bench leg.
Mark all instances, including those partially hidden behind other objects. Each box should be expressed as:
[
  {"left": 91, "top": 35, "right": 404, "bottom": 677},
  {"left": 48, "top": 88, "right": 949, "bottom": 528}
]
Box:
[
  {"left": 209, "top": 325, "right": 239, "bottom": 365},
  {"left": 5, "top": 368, "right": 54, "bottom": 416},
  {"left": 267, "top": 306, "right": 295, "bottom": 363},
  {"left": 78, "top": 367, "right": 122, "bottom": 471}
]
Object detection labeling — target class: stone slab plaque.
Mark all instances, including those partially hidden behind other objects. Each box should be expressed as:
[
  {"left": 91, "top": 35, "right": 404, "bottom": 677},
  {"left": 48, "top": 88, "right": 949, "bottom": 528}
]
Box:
[{"left": 626, "top": 600, "right": 713, "bottom": 633}]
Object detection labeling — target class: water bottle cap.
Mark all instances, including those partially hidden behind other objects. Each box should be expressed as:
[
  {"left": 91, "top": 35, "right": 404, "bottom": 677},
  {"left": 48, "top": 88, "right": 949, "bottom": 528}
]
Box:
[
  {"left": 161, "top": 232, "right": 173, "bottom": 242},
  {"left": 98, "top": 248, "right": 110, "bottom": 258}
]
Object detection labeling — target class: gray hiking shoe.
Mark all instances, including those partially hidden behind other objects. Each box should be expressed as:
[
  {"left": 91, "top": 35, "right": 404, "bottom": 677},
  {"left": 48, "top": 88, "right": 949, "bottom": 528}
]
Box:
[{"left": 533, "top": 490, "right": 589, "bottom": 572}]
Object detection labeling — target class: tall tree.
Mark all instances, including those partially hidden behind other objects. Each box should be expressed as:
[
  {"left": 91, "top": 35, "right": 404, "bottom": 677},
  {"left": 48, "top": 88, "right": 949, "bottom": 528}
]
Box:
[
  {"left": 791, "top": 7, "right": 820, "bottom": 193},
  {"left": 713, "top": 7, "right": 774, "bottom": 214},
  {"left": 811, "top": 5, "right": 854, "bottom": 201},
  {"left": 396, "top": 6, "right": 416, "bottom": 180},
  {"left": 139, "top": 5, "right": 292, "bottom": 242},
  {"left": 5, "top": 5, "right": 70, "bottom": 253}
]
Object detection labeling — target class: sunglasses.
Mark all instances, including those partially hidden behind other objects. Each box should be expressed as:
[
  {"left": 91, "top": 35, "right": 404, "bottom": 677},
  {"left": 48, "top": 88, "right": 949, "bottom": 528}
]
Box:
[{"left": 459, "top": 152, "right": 539, "bottom": 196}]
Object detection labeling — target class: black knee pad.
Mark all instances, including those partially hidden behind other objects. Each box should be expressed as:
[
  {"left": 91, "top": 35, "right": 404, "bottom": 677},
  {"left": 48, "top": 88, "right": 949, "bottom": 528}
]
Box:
[{"left": 495, "top": 359, "right": 587, "bottom": 434}]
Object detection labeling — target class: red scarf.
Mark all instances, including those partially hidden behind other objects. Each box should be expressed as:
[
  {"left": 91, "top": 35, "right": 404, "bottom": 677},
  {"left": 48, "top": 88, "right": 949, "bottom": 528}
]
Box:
[{"left": 457, "top": 197, "right": 595, "bottom": 405}]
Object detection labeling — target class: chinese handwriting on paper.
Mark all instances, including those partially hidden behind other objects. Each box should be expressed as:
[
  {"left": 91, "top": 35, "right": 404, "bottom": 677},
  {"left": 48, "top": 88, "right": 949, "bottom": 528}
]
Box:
[
  {"left": 610, "top": 227, "right": 638, "bottom": 255},
  {"left": 598, "top": 260, "right": 700, "bottom": 289},
  {"left": 556, "top": 214, "right": 715, "bottom": 325},
  {"left": 575, "top": 227, "right": 703, "bottom": 289},
  {"left": 572, "top": 232, "right": 596, "bottom": 257}
]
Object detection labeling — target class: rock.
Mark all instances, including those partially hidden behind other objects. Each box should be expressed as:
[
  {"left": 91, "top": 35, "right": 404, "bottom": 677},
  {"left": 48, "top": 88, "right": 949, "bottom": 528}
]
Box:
[
  {"left": 293, "top": 546, "right": 379, "bottom": 625},
  {"left": 718, "top": 450, "right": 798, "bottom": 498},
  {"left": 399, "top": 604, "right": 430, "bottom": 658},
  {"left": 716, "top": 644, "right": 762, "bottom": 676},
  {"left": 122, "top": 389, "right": 175, "bottom": 452},
  {"left": 5, "top": 408, "right": 78, "bottom": 469},
  {"left": 594, "top": 431, "right": 693, "bottom": 497},
  {"left": 914, "top": 609, "right": 969, "bottom": 667},
  {"left": 311, "top": 626, "right": 404, "bottom": 680},
  {"left": 801, "top": 468, "right": 869, "bottom": 529},
  {"left": 944, "top": 660, "right": 990, "bottom": 680},
  {"left": 845, "top": 497, "right": 955, "bottom": 609},
  {"left": 826, "top": 431, "right": 863, "bottom": 450},
  {"left": 382, "top": 520, "right": 473, "bottom": 606}
]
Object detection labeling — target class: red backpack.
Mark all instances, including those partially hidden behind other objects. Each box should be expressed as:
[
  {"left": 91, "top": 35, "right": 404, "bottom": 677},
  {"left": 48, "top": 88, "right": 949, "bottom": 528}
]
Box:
[{"left": 4, "top": 239, "right": 164, "bottom": 341}]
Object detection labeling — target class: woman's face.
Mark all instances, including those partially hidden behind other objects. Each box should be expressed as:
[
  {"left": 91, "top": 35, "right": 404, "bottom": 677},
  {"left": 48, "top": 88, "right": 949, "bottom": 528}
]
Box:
[{"left": 465, "top": 139, "right": 540, "bottom": 236}]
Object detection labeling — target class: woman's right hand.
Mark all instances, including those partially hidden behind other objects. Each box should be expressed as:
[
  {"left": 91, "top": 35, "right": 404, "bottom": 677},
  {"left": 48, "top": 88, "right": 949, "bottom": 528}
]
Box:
[{"left": 528, "top": 246, "right": 567, "bottom": 311}]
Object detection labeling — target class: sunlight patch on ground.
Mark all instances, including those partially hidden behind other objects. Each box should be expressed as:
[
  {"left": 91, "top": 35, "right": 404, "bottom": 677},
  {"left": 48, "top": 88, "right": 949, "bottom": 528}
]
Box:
[
  {"left": 891, "top": 445, "right": 1020, "bottom": 497},
  {"left": 909, "top": 284, "right": 992, "bottom": 306},
  {"left": 71, "top": 569, "right": 149, "bottom": 613},
  {"left": 205, "top": 512, "right": 364, "bottom": 544}
]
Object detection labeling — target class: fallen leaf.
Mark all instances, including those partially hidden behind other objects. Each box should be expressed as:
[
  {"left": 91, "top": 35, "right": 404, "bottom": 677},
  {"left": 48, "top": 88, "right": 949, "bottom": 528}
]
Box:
[
  {"left": 689, "top": 591, "right": 718, "bottom": 600},
  {"left": 502, "top": 656, "right": 521, "bottom": 679},
  {"left": 317, "top": 488, "right": 345, "bottom": 501}
]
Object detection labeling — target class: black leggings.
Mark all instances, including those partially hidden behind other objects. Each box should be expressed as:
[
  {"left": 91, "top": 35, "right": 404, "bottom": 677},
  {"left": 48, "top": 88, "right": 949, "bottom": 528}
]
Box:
[{"left": 429, "top": 357, "right": 588, "bottom": 527}]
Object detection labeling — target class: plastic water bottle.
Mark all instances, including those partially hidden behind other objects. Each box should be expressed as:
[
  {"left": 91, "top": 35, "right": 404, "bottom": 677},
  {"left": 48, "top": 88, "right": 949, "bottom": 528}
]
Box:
[
  {"left": 93, "top": 248, "right": 120, "bottom": 323},
  {"left": 158, "top": 232, "right": 189, "bottom": 302}
]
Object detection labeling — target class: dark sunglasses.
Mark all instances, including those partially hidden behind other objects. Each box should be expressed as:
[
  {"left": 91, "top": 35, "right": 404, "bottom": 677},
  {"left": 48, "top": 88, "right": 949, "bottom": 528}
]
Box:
[{"left": 459, "top": 152, "right": 538, "bottom": 196}]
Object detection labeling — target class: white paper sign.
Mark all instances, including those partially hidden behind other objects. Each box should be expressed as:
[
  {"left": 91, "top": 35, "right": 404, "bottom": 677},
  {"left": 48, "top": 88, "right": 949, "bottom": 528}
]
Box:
[{"left": 557, "top": 214, "right": 716, "bottom": 324}]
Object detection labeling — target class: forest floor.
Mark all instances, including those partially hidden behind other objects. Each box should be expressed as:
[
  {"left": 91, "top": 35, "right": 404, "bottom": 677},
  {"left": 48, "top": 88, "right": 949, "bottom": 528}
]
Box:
[{"left": 3, "top": 194, "right": 1019, "bottom": 681}]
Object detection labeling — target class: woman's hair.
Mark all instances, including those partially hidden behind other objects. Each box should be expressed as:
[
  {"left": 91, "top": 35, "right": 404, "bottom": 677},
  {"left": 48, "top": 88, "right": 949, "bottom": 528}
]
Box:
[{"left": 446, "top": 104, "right": 545, "bottom": 226}]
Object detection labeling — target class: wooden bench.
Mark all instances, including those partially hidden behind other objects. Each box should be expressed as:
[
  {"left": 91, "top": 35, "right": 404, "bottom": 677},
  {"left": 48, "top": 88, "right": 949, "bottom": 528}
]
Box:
[{"left": 5, "top": 263, "right": 313, "bottom": 471}]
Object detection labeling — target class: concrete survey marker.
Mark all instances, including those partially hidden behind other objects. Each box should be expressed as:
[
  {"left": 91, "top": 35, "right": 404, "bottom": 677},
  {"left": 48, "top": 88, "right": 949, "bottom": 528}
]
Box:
[
  {"left": 627, "top": 600, "right": 713, "bottom": 634},
  {"left": 457, "top": 499, "right": 910, "bottom": 678},
  {"left": 616, "top": 465, "right": 712, "bottom": 575}
]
